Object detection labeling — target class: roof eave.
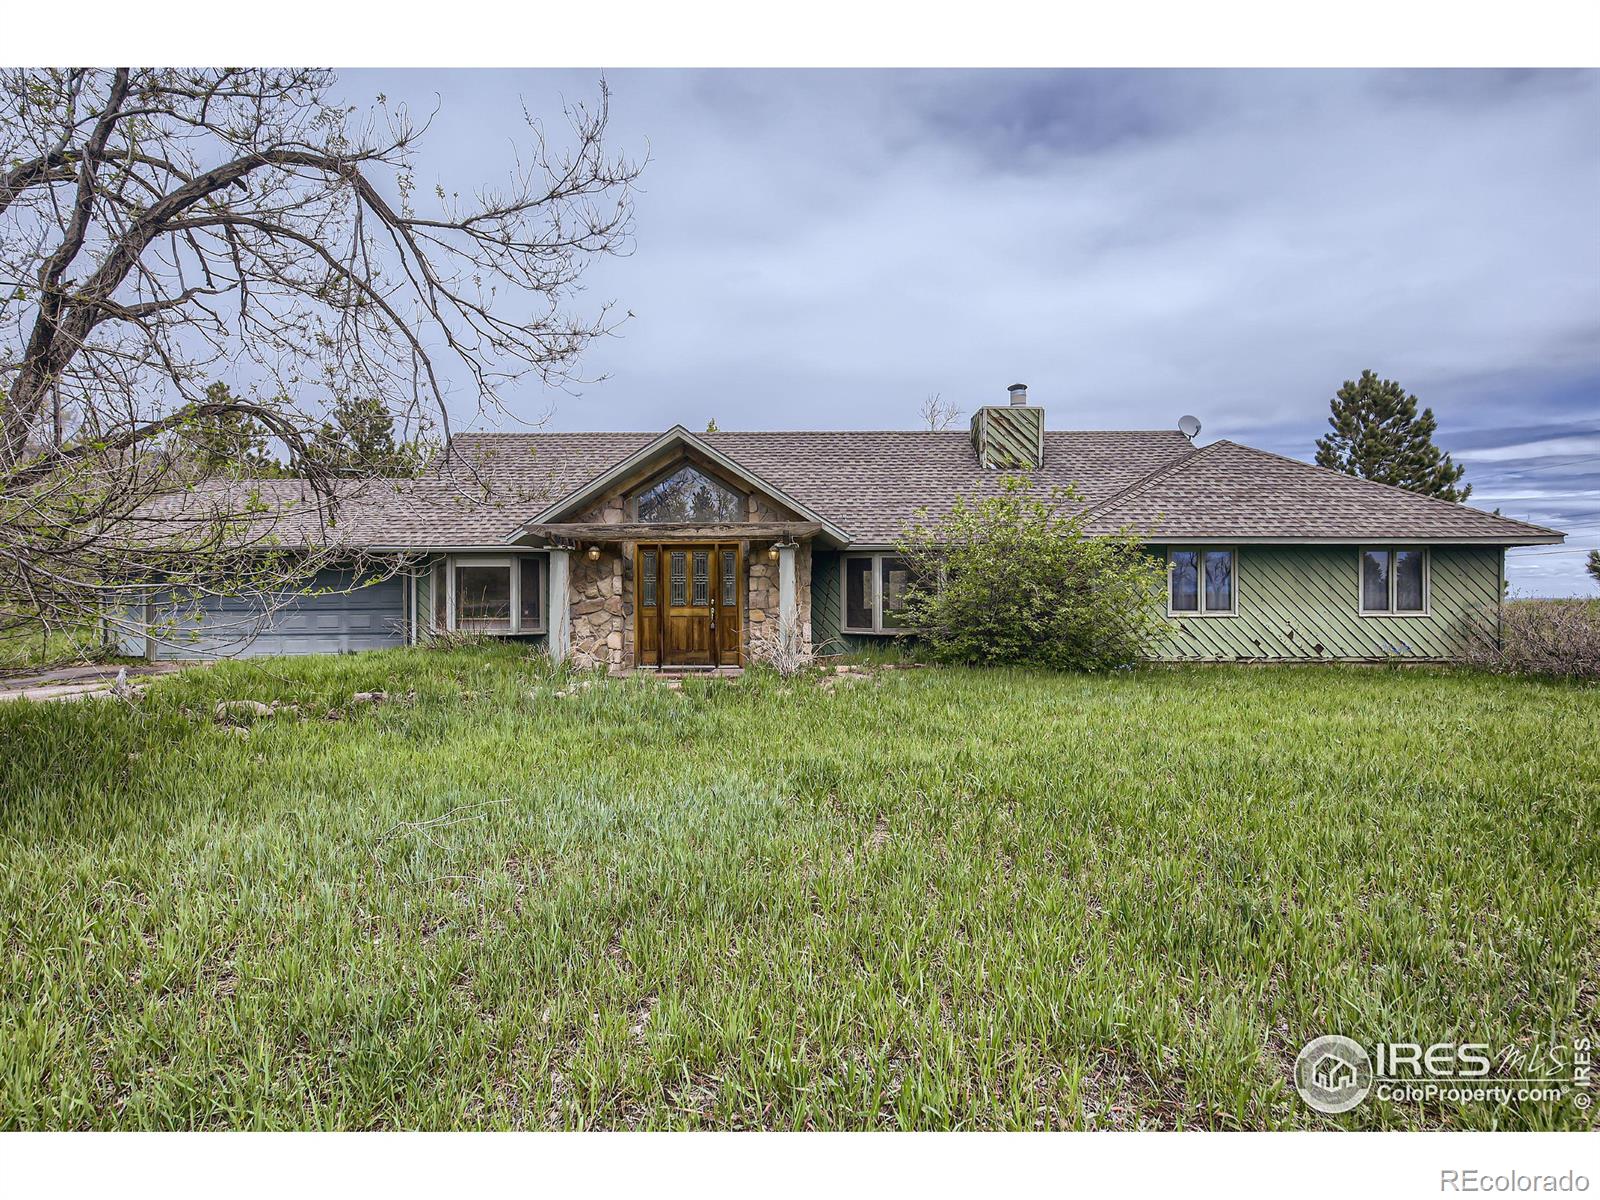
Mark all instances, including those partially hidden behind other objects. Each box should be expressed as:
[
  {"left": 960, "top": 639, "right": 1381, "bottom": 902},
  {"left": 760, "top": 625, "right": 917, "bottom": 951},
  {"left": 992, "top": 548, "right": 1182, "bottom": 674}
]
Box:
[{"left": 1097, "top": 533, "right": 1566, "bottom": 546}]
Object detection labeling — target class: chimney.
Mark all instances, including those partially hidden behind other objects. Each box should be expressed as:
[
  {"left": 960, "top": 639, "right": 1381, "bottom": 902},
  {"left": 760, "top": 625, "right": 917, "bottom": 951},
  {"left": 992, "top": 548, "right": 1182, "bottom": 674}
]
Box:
[{"left": 971, "top": 382, "right": 1044, "bottom": 469}]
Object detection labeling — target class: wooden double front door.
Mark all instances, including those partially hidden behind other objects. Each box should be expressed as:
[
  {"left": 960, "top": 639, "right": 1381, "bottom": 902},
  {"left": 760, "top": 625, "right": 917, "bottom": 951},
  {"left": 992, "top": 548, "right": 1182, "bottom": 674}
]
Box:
[{"left": 634, "top": 542, "right": 743, "bottom": 668}]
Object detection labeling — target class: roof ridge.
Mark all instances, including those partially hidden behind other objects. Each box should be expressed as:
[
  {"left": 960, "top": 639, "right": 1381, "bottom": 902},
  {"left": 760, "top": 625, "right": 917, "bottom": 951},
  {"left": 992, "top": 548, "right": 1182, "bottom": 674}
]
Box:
[
  {"left": 448, "top": 428, "right": 1188, "bottom": 439},
  {"left": 449, "top": 430, "right": 659, "bottom": 438},
  {"left": 1083, "top": 440, "right": 1217, "bottom": 520},
  {"left": 1222, "top": 441, "right": 1563, "bottom": 537}
]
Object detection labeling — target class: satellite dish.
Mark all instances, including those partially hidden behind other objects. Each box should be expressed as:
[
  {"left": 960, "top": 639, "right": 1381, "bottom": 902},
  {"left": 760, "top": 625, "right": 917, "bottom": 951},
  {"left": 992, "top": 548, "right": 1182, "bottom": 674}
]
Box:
[{"left": 1178, "top": 414, "right": 1202, "bottom": 441}]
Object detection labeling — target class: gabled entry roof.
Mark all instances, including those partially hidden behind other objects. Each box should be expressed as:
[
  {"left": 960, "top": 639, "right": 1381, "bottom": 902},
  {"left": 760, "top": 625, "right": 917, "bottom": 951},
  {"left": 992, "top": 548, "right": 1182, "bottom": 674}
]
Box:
[{"left": 503, "top": 424, "right": 854, "bottom": 545}]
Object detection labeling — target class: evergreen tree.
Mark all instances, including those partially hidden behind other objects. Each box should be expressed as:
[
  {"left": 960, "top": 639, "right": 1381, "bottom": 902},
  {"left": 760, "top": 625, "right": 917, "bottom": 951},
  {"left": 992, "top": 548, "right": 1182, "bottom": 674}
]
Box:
[
  {"left": 1314, "top": 370, "right": 1471, "bottom": 501},
  {"left": 295, "top": 395, "right": 422, "bottom": 477},
  {"left": 180, "top": 382, "right": 286, "bottom": 475},
  {"left": 1587, "top": 548, "right": 1599, "bottom": 589}
]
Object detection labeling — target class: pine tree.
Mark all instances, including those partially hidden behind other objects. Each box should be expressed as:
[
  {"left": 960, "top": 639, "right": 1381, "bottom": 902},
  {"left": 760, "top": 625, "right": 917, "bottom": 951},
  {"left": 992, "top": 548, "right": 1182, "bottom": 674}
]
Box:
[
  {"left": 295, "top": 395, "right": 421, "bottom": 477},
  {"left": 1314, "top": 370, "right": 1471, "bottom": 502},
  {"left": 181, "top": 382, "right": 286, "bottom": 476},
  {"left": 1587, "top": 548, "right": 1600, "bottom": 589}
]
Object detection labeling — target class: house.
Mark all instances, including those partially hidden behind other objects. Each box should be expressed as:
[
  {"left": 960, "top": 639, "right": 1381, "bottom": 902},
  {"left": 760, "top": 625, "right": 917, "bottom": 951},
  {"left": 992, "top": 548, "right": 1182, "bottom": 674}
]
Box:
[
  {"left": 119, "top": 384, "right": 1564, "bottom": 666},
  {"left": 1311, "top": 1054, "right": 1357, "bottom": 1093}
]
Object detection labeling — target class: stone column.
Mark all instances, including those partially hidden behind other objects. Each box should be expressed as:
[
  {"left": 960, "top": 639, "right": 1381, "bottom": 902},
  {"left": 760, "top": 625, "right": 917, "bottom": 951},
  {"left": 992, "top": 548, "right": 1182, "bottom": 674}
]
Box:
[
  {"left": 548, "top": 549, "right": 571, "bottom": 663},
  {"left": 778, "top": 543, "right": 797, "bottom": 635}
]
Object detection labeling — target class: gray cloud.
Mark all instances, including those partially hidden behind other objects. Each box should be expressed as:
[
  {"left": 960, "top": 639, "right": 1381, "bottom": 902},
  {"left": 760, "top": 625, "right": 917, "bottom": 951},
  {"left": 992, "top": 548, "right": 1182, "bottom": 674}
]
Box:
[{"left": 338, "top": 69, "right": 1600, "bottom": 594}]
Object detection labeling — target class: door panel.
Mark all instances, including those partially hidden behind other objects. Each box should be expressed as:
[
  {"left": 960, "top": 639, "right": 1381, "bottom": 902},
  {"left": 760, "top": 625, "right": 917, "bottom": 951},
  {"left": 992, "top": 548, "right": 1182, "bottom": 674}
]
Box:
[
  {"left": 636, "top": 547, "right": 661, "bottom": 666},
  {"left": 635, "top": 542, "right": 741, "bottom": 668},
  {"left": 716, "top": 546, "right": 742, "bottom": 663},
  {"left": 664, "top": 547, "right": 714, "bottom": 665}
]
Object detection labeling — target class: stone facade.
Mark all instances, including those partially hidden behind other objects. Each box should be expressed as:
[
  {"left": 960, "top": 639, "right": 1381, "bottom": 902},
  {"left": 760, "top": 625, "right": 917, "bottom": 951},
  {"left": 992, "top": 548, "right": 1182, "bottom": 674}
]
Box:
[
  {"left": 566, "top": 494, "right": 630, "bottom": 671},
  {"left": 745, "top": 544, "right": 813, "bottom": 653},
  {"left": 746, "top": 494, "right": 813, "bottom": 657},
  {"left": 561, "top": 468, "right": 814, "bottom": 670}
]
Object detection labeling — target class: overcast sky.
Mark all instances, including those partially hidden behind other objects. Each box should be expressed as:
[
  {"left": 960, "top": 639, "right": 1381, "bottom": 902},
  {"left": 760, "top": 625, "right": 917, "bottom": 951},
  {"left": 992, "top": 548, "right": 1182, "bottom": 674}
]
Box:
[{"left": 340, "top": 69, "right": 1600, "bottom": 595}]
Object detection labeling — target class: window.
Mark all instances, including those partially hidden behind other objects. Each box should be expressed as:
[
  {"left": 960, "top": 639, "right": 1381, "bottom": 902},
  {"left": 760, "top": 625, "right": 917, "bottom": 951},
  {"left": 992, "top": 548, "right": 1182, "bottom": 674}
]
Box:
[
  {"left": 880, "top": 556, "right": 914, "bottom": 630},
  {"left": 844, "top": 556, "right": 873, "bottom": 631},
  {"left": 1168, "top": 548, "right": 1235, "bottom": 616},
  {"left": 519, "top": 558, "right": 543, "bottom": 628},
  {"left": 642, "top": 550, "right": 658, "bottom": 608},
  {"left": 1395, "top": 549, "right": 1426, "bottom": 612},
  {"left": 446, "top": 555, "right": 545, "bottom": 635},
  {"left": 1170, "top": 550, "right": 1199, "bottom": 612},
  {"left": 633, "top": 465, "right": 745, "bottom": 523},
  {"left": 1204, "top": 550, "right": 1234, "bottom": 612},
  {"left": 1361, "top": 550, "right": 1389, "bottom": 611},
  {"left": 721, "top": 550, "right": 737, "bottom": 606},
  {"left": 456, "top": 564, "right": 511, "bottom": 633},
  {"left": 842, "top": 553, "right": 919, "bottom": 634},
  {"left": 669, "top": 551, "right": 687, "bottom": 605},
  {"left": 691, "top": 550, "right": 710, "bottom": 606},
  {"left": 1360, "top": 548, "right": 1428, "bottom": 615}
]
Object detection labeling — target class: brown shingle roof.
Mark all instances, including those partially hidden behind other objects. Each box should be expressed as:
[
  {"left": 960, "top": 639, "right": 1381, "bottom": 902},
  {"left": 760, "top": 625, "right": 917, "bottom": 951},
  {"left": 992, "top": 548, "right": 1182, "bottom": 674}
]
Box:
[
  {"left": 443, "top": 428, "right": 1198, "bottom": 544},
  {"left": 135, "top": 477, "right": 541, "bottom": 548},
  {"left": 136, "top": 428, "right": 1564, "bottom": 549},
  {"left": 1084, "top": 440, "right": 1562, "bottom": 542}
]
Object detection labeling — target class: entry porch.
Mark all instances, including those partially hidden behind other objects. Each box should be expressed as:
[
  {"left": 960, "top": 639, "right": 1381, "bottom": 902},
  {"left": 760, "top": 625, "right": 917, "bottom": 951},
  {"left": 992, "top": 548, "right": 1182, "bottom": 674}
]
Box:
[{"left": 529, "top": 523, "right": 818, "bottom": 672}]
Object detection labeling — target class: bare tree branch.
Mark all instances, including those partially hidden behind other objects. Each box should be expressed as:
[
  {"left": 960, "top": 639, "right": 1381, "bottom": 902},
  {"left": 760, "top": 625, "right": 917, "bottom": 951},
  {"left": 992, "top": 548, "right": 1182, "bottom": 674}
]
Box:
[
  {"left": 919, "top": 392, "right": 961, "bottom": 432},
  {"left": 0, "top": 67, "right": 639, "bottom": 643}
]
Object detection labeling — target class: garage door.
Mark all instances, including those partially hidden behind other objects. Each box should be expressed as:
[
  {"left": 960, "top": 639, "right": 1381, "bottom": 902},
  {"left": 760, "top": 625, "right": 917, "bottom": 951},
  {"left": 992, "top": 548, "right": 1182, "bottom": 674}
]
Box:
[{"left": 143, "top": 569, "right": 407, "bottom": 659}]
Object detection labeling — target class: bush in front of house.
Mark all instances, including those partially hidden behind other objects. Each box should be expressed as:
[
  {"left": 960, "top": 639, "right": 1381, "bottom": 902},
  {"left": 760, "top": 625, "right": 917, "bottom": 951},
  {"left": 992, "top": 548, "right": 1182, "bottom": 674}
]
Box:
[
  {"left": 1466, "top": 598, "right": 1600, "bottom": 680},
  {"left": 895, "top": 476, "right": 1167, "bottom": 670}
]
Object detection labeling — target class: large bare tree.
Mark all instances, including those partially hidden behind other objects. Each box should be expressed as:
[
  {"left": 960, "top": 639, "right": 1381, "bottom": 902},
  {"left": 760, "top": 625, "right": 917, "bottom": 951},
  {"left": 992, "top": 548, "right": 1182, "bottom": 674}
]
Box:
[{"left": 0, "top": 67, "right": 637, "bottom": 646}]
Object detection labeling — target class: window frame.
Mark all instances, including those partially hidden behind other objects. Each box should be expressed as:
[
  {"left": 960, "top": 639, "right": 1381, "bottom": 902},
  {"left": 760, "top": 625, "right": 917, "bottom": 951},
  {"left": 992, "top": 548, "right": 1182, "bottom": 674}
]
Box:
[
  {"left": 1166, "top": 547, "right": 1238, "bottom": 618},
  {"left": 1357, "top": 546, "right": 1430, "bottom": 617},
  {"left": 517, "top": 555, "right": 548, "bottom": 634},
  {"left": 438, "top": 553, "right": 547, "bottom": 635},
  {"left": 841, "top": 552, "right": 919, "bottom": 635}
]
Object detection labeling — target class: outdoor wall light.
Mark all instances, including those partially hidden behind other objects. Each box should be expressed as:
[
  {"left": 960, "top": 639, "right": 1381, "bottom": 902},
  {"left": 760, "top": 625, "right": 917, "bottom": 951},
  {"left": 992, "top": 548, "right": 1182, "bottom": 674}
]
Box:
[
  {"left": 766, "top": 544, "right": 779, "bottom": 562},
  {"left": 586, "top": 545, "right": 602, "bottom": 562}
]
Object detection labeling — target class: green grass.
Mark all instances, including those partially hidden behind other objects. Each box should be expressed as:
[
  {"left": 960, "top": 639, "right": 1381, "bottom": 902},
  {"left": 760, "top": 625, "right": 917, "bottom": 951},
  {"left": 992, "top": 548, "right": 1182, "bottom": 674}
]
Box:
[
  {"left": 0, "top": 615, "right": 126, "bottom": 670},
  {"left": 1, "top": 648, "right": 1596, "bottom": 1130}
]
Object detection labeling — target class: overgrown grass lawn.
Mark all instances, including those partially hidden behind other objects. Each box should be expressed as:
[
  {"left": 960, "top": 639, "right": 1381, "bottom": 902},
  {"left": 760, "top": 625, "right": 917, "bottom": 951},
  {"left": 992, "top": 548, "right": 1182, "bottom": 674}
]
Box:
[{"left": 2, "top": 649, "right": 1596, "bottom": 1129}]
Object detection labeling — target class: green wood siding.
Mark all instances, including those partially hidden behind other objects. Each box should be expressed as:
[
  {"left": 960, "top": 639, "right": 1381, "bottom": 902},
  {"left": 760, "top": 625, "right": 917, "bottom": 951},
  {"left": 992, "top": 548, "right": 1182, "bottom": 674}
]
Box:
[
  {"left": 814, "top": 543, "right": 1499, "bottom": 662},
  {"left": 1147, "top": 544, "right": 1501, "bottom": 661},
  {"left": 969, "top": 405, "right": 1044, "bottom": 469},
  {"left": 810, "top": 550, "right": 876, "bottom": 654}
]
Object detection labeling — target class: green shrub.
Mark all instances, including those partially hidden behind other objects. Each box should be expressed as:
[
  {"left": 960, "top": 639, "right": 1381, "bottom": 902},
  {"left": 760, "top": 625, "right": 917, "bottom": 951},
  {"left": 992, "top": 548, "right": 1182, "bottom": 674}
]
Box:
[{"left": 895, "top": 476, "right": 1166, "bottom": 669}]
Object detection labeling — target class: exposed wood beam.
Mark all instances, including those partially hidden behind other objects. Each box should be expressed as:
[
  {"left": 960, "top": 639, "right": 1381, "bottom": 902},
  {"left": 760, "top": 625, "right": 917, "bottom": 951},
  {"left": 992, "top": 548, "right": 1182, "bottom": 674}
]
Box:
[{"left": 516, "top": 521, "right": 821, "bottom": 544}]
